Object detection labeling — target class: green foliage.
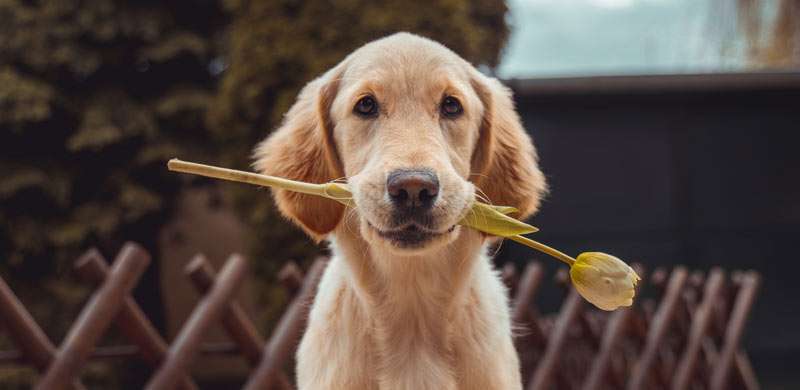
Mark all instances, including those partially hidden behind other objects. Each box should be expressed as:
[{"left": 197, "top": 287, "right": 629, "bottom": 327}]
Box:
[
  {"left": 0, "top": 0, "right": 226, "bottom": 274},
  {"left": 0, "top": 6, "right": 227, "bottom": 380}
]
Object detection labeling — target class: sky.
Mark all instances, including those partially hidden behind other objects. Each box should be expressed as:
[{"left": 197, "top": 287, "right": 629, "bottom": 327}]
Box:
[{"left": 497, "top": 0, "right": 749, "bottom": 78}]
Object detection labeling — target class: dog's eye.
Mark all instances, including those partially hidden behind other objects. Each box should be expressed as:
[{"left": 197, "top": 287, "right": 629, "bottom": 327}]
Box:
[
  {"left": 440, "top": 96, "right": 463, "bottom": 118},
  {"left": 354, "top": 96, "right": 379, "bottom": 117}
]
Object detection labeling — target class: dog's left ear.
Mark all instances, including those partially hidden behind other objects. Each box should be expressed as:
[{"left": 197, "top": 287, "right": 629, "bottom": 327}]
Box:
[
  {"left": 469, "top": 73, "right": 548, "bottom": 220},
  {"left": 253, "top": 68, "right": 345, "bottom": 242}
]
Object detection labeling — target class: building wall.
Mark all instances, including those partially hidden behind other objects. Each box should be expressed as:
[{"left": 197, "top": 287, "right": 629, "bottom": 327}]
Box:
[{"left": 500, "top": 74, "right": 800, "bottom": 379}]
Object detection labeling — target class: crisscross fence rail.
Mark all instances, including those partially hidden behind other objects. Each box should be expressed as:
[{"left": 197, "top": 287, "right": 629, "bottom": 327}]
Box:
[
  {"left": 1, "top": 242, "right": 760, "bottom": 389},
  {"left": 503, "top": 262, "right": 761, "bottom": 390}
]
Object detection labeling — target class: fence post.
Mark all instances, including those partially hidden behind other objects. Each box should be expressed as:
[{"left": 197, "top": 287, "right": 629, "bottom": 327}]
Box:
[
  {"left": 527, "top": 287, "right": 583, "bottom": 390},
  {"left": 511, "top": 262, "right": 545, "bottom": 343},
  {"left": 710, "top": 271, "right": 760, "bottom": 390},
  {"left": 144, "top": 254, "right": 248, "bottom": 390},
  {"left": 0, "top": 276, "right": 87, "bottom": 390},
  {"left": 242, "top": 259, "right": 327, "bottom": 390},
  {"left": 671, "top": 268, "right": 726, "bottom": 390},
  {"left": 73, "top": 248, "right": 199, "bottom": 390},
  {"left": 35, "top": 243, "right": 150, "bottom": 390},
  {"left": 185, "top": 255, "right": 294, "bottom": 389},
  {"left": 627, "top": 267, "right": 688, "bottom": 390},
  {"left": 582, "top": 265, "right": 646, "bottom": 390}
]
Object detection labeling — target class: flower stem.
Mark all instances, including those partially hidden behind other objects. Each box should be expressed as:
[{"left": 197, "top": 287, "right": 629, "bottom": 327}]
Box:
[
  {"left": 168, "top": 158, "right": 577, "bottom": 269},
  {"left": 168, "top": 159, "right": 327, "bottom": 197},
  {"left": 507, "top": 235, "right": 576, "bottom": 266}
]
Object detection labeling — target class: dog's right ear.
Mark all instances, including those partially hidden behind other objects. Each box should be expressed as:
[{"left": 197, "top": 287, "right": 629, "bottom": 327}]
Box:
[{"left": 253, "top": 69, "right": 345, "bottom": 242}]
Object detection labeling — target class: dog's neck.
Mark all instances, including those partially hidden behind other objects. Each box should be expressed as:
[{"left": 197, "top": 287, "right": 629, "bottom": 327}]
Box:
[
  {"left": 329, "top": 221, "right": 488, "bottom": 366},
  {"left": 331, "top": 223, "right": 486, "bottom": 306}
]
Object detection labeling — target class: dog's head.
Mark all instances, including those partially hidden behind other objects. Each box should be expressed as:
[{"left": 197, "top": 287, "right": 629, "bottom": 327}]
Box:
[{"left": 255, "top": 33, "right": 546, "bottom": 254}]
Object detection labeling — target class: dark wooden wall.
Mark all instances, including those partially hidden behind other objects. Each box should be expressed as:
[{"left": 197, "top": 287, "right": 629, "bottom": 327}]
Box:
[{"left": 499, "top": 72, "right": 800, "bottom": 385}]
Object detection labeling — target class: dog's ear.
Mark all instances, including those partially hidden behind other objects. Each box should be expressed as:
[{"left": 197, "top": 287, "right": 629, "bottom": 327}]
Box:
[
  {"left": 469, "top": 73, "right": 548, "bottom": 220},
  {"left": 253, "top": 69, "right": 345, "bottom": 241}
]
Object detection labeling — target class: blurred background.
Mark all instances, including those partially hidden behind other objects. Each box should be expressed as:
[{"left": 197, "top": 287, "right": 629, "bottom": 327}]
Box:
[{"left": 0, "top": 0, "right": 798, "bottom": 388}]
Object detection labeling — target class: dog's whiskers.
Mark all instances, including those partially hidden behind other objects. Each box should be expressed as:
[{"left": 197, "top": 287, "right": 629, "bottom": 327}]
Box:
[
  {"left": 342, "top": 207, "right": 360, "bottom": 235},
  {"left": 474, "top": 186, "right": 493, "bottom": 206}
]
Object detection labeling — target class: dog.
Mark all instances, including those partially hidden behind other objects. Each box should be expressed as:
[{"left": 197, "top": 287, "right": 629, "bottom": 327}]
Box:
[{"left": 254, "top": 32, "right": 547, "bottom": 390}]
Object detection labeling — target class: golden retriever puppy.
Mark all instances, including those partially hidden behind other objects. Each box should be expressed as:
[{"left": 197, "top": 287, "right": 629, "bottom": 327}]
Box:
[{"left": 255, "top": 32, "right": 546, "bottom": 390}]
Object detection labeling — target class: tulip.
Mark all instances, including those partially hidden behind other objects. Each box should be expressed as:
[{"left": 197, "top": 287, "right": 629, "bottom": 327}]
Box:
[
  {"left": 570, "top": 252, "right": 640, "bottom": 311},
  {"left": 167, "top": 159, "right": 640, "bottom": 310}
]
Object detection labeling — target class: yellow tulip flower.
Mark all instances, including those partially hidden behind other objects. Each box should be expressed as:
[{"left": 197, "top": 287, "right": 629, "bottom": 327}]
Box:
[{"left": 570, "top": 252, "right": 641, "bottom": 311}]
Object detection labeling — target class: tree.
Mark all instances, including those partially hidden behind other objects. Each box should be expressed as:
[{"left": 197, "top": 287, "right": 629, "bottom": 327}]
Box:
[
  {"left": 0, "top": 1, "right": 226, "bottom": 385},
  {"left": 0, "top": 0, "right": 233, "bottom": 266}
]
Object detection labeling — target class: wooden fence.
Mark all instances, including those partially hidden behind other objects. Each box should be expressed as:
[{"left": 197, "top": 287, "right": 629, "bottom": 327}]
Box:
[{"left": 0, "top": 242, "right": 760, "bottom": 389}]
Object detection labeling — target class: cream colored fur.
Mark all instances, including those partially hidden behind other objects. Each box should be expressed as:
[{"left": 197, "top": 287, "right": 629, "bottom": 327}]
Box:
[{"left": 254, "top": 33, "right": 547, "bottom": 390}]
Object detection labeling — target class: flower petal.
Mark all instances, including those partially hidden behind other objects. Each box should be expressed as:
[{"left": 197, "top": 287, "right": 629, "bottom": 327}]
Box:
[{"left": 570, "top": 252, "right": 639, "bottom": 311}]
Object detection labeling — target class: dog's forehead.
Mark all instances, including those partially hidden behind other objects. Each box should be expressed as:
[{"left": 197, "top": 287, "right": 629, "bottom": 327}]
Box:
[
  {"left": 341, "top": 38, "right": 471, "bottom": 92},
  {"left": 345, "top": 66, "right": 464, "bottom": 99},
  {"left": 348, "top": 33, "right": 463, "bottom": 66}
]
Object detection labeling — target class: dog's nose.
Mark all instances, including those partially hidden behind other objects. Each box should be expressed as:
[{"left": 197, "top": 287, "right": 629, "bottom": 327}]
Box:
[{"left": 387, "top": 169, "right": 439, "bottom": 210}]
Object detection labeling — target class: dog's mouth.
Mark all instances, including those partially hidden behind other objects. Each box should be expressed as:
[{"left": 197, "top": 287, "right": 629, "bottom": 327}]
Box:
[{"left": 367, "top": 222, "right": 457, "bottom": 249}]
